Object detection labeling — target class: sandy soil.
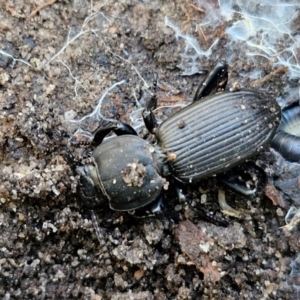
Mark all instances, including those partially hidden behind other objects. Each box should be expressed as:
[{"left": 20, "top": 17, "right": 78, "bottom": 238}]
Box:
[{"left": 0, "top": 1, "right": 299, "bottom": 299}]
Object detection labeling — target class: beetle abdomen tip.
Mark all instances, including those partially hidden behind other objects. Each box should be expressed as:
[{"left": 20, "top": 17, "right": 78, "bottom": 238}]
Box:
[{"left": 271, "top": 104, "right": 300, "bottom": 162}]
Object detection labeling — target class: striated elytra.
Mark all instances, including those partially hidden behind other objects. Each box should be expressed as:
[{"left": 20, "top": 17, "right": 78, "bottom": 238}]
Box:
[{"left": 157, "top": 89, "right": 281, "bottom": 181}]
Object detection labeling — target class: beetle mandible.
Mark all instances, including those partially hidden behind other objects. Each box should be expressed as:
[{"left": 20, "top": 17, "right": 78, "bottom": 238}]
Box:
[{"left": 73, "top": 61, "right": 281, "bottom": 215}]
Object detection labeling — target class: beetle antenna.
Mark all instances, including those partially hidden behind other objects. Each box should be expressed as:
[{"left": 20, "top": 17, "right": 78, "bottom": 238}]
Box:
[
  {"left": 63, "top": 148, "right": 79, "bottom": 174},
  {"left": 90, "top": 210, "right": 113, "bottom": 274},
  {"left": 90, "top": 209, "right": 104, "bottom": 243}
]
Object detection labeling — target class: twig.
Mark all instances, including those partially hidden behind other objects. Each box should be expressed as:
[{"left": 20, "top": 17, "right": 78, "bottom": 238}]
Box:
[
  {"left": 250, "top": 66, "right": 288, "bottom": 88},
  {"left": 27, "top": 0, "right": 57, "bottom": 20},
  {"left": 3, "top": 0, "right": 24, "bottom": 18},
  {"left": 189, "top": 4, "right": 205, "bottom": 13},
  {"left": 198, "top": 25, "right": 207, "bottom": 43}
]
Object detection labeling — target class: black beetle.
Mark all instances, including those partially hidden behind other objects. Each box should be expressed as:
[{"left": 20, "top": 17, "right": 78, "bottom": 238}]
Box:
[
  {"left": 73, "top": 61, "right": 281, "bottom": 214},
  {"left": 271, "top": 103, "right": 300, "bottom": 162}
]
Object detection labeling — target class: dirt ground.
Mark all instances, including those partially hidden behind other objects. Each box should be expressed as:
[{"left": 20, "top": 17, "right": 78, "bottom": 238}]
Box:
[{"left": 0, "top": 0, "right": 300, "bottom": 299}]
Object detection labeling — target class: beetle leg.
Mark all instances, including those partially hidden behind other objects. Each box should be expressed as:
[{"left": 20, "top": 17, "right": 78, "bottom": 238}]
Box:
[
  {"left": 129, "top": 194, "right": 164, "bottom": 218},
  {"left": 147, "top": 73, "right": 158, "bottom": 111},
  {"left": 217, "top": 162, "right": 267, "bottom": 219},
  {"left": 142, "top": 84, "right": 158, "bottom": 133},
  {"left": 217, "top": 162, "right": 267, "bottom": 198},
  {"left": 93, "top": 122, "right": 137, "bottom": 147},
  {"left": 114, "top": 122, "right": 137, "bottom": 136},
  {"left": 90, "top": 210, "right": 113, "bottom": 273},
  {"left": 63, "top": 148, "right": 78, "bottom": 173},
  {"left": 193, "top": 60, "right": 228, "bottom": 102},
  {"left": 175, "top": 182, "right": 229, "bottom": 226},
  {"left": 93, "top": 125, "right": 118, "bottom": 146},
  {"left": 218, "top": 189, "right": 243, "bottom": 219},
  {"left": 141, "top": 73, "right": 159, "bottom": 134},
  {"left": 193, "top": 207, "right": 229, "bottom": 227},
  {"left": 142, "top": 109, "right": 158, "bottom": 134}
]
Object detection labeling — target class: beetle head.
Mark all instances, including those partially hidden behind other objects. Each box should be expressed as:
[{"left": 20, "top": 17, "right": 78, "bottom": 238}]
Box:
[{"left": 76, "top": 164, "right": 107, "bottom": 208}]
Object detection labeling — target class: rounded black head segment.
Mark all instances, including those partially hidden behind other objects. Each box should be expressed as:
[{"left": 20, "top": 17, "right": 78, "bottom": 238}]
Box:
[{"left": 76, "top": 165, "right": 107, "bottom": 208}]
